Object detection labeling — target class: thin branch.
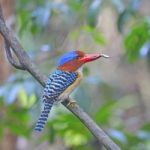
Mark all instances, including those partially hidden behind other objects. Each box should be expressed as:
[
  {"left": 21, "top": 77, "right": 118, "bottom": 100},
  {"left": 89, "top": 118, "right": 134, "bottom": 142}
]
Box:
[
  {"left": 63, "top": 98, "right": 120, "bottom": 150},
  {"left": 0, "top": 6, "right": 121, "bottom": 150},
  {"left": 0, "top": 6, "right": 25, "bottom": 70},
  {"left": 5, "top": 39, "right": 26, "bottom": 70}
]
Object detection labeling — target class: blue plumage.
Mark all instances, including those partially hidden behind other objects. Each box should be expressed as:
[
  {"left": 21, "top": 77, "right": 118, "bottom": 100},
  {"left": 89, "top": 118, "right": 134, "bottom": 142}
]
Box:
[
  {"left": 34, "top": 70, "right": 78, "bottom": 132},
  {"left": 57, "top": 51, "right": 77, "bottom": 67}
]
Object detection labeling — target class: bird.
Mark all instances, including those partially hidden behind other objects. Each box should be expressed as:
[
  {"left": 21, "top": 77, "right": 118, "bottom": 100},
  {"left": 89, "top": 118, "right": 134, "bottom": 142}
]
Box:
[{"left": 34, "top": 50, "right": 109, "bottom": 132}]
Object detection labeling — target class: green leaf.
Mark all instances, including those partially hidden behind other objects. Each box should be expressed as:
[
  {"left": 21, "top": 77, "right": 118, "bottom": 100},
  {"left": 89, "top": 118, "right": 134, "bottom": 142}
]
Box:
[
  {"left": 68, "top": 0, "right": 83, "bottom": 11},
  {"left": 46, "top": 110, "right": 91, "bottom": 146},
  {"left": 28, "top": 94, "right": 36, "bottom": 108},
  {"left": 95, "top": 100, "right": 117, "bottom": 124},
  {"left": 124, "top": 20, "right": 150, "bottom": 62},
  {"left": 0, "top": 119, "right": 4, "bottom": 137},
  {"left": 7, "top": 105, "right": 29, "bottom": 123},
  {"left": 64, "top": 130, "right": 88, "bottom": 147},
  {"left": 82, "top": 66, "right": 90, "bottom": 76},
  {"left": 7, "top": 122, "right": 30, "bottom": 137},
  {"left": 48, "top": 125, "right": 56, "bottom": 143},
  {"left": 92, "top": 30, "right": 105, "bottom": 44},
  {"left": 17, "top": 10, "right": 31, "bottom": 35},
  {"left": 141, "top": 123, "right": 150, "bottom": 131},
  {"left": 5, "top": 104, "right": 30, "bottom": 137},
  {"left": 18, "top": 88, "right": 28, "bottom": 107}
]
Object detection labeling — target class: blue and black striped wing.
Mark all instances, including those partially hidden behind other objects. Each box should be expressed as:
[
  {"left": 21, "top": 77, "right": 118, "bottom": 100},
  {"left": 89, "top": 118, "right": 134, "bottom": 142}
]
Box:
[
  {"left": 34, "top": 70, "right": 78, "bottom": 132},
  {"left": 43, "top": 70, "right": 78, "bottom": 101}
]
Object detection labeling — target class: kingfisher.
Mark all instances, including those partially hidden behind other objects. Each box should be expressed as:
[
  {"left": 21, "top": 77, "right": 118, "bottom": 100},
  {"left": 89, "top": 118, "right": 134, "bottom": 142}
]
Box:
[{"left": 34, "top": 50, "right": 109, "bottom": 132}]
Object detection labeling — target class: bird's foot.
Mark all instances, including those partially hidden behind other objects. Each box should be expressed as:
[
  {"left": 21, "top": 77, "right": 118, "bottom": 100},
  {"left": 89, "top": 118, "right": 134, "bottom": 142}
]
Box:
[{"left": 67, "top": 100, "right": 76, "bottom": 108}]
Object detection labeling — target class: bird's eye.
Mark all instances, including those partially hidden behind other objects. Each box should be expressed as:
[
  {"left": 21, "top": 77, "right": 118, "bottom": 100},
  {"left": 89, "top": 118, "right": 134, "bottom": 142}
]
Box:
[{"left": 77, "top": 56, "right": 82, "bottom": 60}]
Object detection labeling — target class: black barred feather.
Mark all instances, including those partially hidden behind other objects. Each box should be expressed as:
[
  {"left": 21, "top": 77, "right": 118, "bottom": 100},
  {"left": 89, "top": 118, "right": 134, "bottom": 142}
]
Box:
[
  {"left": 34, "top": 100, "right": 54, "bottom": 131},
  {"left": 34, "top": 70, "right": 78, "bottom": 132}
]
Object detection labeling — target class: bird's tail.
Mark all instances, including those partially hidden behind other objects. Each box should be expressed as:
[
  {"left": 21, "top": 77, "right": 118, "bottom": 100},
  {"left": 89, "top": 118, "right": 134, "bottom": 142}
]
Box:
[{"left": 34, "top": 100, "right": 54, "bottom": 132}]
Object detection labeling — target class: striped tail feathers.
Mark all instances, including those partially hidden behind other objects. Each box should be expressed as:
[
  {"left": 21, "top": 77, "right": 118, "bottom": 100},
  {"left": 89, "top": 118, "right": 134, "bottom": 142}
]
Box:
[{"left": 34, "top": 100, "right": 54, "bottom": 132}]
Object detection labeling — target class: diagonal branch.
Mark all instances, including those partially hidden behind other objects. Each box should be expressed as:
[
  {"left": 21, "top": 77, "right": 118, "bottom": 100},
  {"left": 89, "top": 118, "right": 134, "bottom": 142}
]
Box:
[
  {"left": 5, "top": 39, "right": 26, "bottom": 70},
  {"left": 0, "top": 6, "right": 121, "bottom": 150}
]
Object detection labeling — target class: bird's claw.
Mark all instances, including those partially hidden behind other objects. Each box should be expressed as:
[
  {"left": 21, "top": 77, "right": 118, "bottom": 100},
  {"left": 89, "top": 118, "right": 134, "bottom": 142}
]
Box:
[{"left": 67, "top": 100, "right": 76, "bottom": 107}]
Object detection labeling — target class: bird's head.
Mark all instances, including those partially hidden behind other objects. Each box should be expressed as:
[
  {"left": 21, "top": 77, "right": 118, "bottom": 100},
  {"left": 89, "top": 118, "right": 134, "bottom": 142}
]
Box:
[{"left": 57, "top": 50, "right": 109, "bottom": 72}]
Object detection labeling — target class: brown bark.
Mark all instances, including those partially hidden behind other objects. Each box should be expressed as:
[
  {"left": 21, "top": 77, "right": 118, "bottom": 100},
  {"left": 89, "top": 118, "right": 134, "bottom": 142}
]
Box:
[
  {"left": 0, "top": 0, "right": 17, "bottom": 150},
  {"left": 0, "top": 130, "right": 17, "bottom": 150},
  {"left": 0, "top": 0, "right": 14, "bottom": 82},
  {"left": 0, "top": 35, "right": 9, "bottom": 82}
]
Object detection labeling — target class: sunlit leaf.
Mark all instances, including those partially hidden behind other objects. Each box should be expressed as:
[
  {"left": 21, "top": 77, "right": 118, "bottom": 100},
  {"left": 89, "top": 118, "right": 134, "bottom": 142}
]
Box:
[
  {"left": 28, "top": 94, "right": 36, "bottom": 108},
  {"left": 46, "top": 110, "right": 91, "bottom": 146},
  {"left": 64, "top": 130, "right": 87, "bottom": 146},
  {"left": 18, "top": 88, "right": 28, "bottom": 107},
  {"left": 17, "top": 10, "right": 31, "bottom": 35}
]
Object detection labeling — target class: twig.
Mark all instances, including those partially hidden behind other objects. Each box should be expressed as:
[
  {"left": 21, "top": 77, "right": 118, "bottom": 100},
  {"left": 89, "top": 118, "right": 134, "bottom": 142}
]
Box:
[{"left": 0, "top": 6, "right": 121, "bottom": 150}]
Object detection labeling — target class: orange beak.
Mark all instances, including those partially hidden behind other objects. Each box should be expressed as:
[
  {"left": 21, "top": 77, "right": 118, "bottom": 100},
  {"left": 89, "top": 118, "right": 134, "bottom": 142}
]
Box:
[{"left": 79, "top": 53, "right": 109, "bottom": 63}]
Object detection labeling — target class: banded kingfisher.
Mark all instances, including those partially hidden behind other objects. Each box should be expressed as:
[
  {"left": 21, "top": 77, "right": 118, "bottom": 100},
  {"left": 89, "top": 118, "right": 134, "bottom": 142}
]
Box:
[{"left": 34, "top": 50, "right": 109, "bottom": 132}]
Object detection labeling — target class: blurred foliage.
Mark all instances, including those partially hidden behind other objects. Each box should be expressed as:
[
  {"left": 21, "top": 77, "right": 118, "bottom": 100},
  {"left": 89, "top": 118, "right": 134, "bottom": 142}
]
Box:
[
  {"left": 0, "top": 97, "right": 31, "bottom": 137},
  {"left": 115, "top": 0, "right": 140, "bottom": 32},
  {"left": 0, "top": 73, "right": 42, "bottom": 138},
  {"left": 0, "top": 0, "right": 150, "bottom": 150},
  {"left": 87, "top": 0, "right": 102, "bottom": 28},
  {"left": 124, "top": 19, "right": 150, "bottom": 62},
  {"left": 113, "top": 0, "right": 150, "bottom": 63}
]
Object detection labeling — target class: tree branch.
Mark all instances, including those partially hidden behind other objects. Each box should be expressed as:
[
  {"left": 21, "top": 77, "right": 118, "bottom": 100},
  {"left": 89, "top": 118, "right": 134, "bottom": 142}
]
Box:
[
  {"left": 5, "top": 39, "right": 26, "bottom": 70},
  {"left": 0, "top": 6, "right": 121, "bottom": 150}
]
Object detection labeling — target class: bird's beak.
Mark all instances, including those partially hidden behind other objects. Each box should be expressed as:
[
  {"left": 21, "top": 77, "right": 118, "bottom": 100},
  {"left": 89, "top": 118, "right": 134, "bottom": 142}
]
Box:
[{"left": 79, "top": 53, "right": 109, "bottom": 63}]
